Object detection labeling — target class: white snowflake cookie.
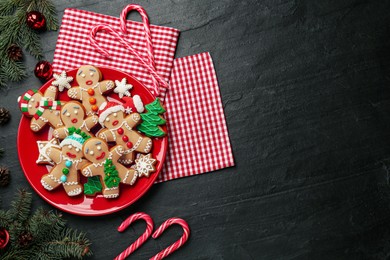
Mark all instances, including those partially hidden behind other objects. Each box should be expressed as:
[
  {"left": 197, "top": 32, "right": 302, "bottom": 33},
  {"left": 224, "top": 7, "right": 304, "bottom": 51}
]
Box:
[
  {"left": 52, "top": 71, "right": 73, "bottom": 92},
  {"left": 134, "top": 153, "right": 157, "bottom": 178},
  {"left": 114, "top": 78, "right": 133, "bottom": 99}
]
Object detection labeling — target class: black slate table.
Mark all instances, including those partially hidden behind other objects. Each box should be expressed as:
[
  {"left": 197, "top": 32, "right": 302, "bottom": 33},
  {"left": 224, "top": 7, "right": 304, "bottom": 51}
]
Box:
[{"left": 1, "top": 0, "right": 390, "bottom": 259}]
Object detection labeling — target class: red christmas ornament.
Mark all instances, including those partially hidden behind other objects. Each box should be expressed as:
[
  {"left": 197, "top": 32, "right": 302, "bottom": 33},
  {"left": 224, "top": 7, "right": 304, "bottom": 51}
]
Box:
[
  {"left": 34, "top": 61, "right": 53, "bottom": 81},
  {"left": 26, "top": 11, "right": 46, "bottom": 31},
  {"left": 0, "top": 228, "right": 9, "bottom": 249}
]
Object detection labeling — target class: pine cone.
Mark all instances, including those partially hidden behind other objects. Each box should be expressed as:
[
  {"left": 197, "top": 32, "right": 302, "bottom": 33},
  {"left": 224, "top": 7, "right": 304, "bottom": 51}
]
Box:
[
  {"left": 7, "top": 44, "right": 23, "bottom": 61},
  {"left": 0, "top": 107, "right": 10, "bottom": 125},
  {"left": 0, "top": 166, "right": 10, "bottom": 186},
  {"left": 18, "top": 231, "right": 33, "bottom": 247}
]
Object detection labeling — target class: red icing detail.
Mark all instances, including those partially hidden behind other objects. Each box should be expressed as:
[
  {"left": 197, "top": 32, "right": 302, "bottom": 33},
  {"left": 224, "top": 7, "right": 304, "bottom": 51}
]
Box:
[
  {"left": 89, "top": 97, "right": 96, "bottom": 104},
  {"left": 122, "top": 135, "right": 129, "bottom": 142},
  {"left": 96, "top": 151, "right": 106, "bottom": 160},
  {"left": 71, "top": 118, "right": 78, "bottom": 123},
  {"left": 113, "top": 120, "right": 119, "bottom": 126},
  {"left": 86, "top": 80, "right": 93, "bottom": 85},
  {"left": 126, "top": 142, "right": 133, "bottom": 149},
  {"left": 66, "top": 152, "right": 76, "bottom": 158},
  {"left": 117, "top": 128, "right": 124, "bottom": 135},
  {"left": 35, "top": 102, "right": 39, "bottom": 108}
]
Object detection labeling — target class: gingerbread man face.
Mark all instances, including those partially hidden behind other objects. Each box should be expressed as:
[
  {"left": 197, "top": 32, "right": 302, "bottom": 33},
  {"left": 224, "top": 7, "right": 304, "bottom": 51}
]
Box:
[
  {"left": 61, "top": 142, "right": 83, "bottom": 160},
  {"left": 18, "top": 88, "right": 64, "bottom": 132},
  {"left": 18, "top": 90, "right": 43, "bottom": 116},
  {"left": 25, "top": 92, "right": 42, "bottom": 115},
  {"left": 102, "top": 110, "right": 125, "bottom": 129},
  {"left": 60, "top": 102, "right": 86, "bottom": 127},
  {"left": 83, "top": 138, "right": 109, "bottom": 164},
  {"left": 76, "top": 65, "right": 102, "bottom": 87}
]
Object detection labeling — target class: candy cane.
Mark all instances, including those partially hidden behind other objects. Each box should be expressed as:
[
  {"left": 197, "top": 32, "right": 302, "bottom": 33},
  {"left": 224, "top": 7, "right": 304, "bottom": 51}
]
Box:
[
  {"left": 150, "top": 218, "right": 190, "bottom": 260},
  {"left": 114, "top": 212, "right": 154, "bottom": 260},
  {"left": 89, "top": 24, "right": 169, "bottom": 96},
  {"left": 120, "top": 4, "right": 159, "bottom": 97}
]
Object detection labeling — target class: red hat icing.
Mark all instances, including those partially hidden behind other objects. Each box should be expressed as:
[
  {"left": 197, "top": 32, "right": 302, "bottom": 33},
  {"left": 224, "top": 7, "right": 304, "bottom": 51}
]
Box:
[
  {"left": 122, "top": 95, "right": 144, "bottom": 114},
  {"left": 98, "top": 101, "right": 124, "bottom": 125}
]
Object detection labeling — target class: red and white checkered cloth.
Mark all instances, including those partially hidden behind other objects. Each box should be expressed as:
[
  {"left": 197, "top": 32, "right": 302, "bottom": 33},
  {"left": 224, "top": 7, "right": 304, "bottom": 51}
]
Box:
[
  {"left": 52, "top": 8, "right": 235, "bottom": 182},
  {"left": 157, "top": 52, "right": 235, "bottom": 182},
  {"left": 53, "top": 8, "right": 179, "bottom": 100}
]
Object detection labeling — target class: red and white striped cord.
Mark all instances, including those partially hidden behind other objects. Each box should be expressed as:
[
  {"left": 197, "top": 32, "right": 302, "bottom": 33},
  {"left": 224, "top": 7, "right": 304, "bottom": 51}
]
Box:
[
  {"left": 120, "top": 4, "right": 159, "bottom": 96},
  {"left": 150, "top": 218, "right": 190, "bottom": 260},
  {"left": 114, "top": 212, "right": 154, "bottom": 260},
  {"left": 89, "top": 24, "right": 169, "bottom": 96}
]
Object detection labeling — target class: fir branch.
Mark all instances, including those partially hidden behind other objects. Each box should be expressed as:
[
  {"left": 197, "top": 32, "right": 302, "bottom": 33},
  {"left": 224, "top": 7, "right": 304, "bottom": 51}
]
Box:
[
  {"left": 29, "top": 208, "right": 66, "bottom": 242},
  {"left": 44, "top": 228, "right": 93, "bottom": 259},
  {"left": 0, "top": 15, "right": 20, "bottom": 51},
  {"left": 9, "top": 189, "right": 32, "bottom": 223},
  {"left": 0, "top": 209, "right": 12, "bottom": 228},
  {"left": 0, "top": 0, "right": 18, "bottom": 16},
  {"left": 19, "top": 23, "right": 43, "bottom": 60},
  {"left": 2, "top": 60, "right": 27, "bottom": 82}
]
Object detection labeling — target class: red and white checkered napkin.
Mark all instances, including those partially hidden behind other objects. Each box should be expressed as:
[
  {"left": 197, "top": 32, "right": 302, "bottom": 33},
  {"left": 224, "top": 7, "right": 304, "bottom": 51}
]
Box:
[
  {"left": 157, "top": 52, "right": 235, "bottom": 182},
  {"left": 52, "top": 8, "right": 179, "bottom": 100},
  {"left": 52, "top": 8, "right": 234, "bottom": 182}
]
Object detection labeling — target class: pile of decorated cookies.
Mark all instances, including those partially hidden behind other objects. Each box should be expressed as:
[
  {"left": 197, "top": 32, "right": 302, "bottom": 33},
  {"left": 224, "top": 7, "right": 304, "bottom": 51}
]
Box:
[{"left": 17, "top": 65, "right": 166, "bottom": 198}]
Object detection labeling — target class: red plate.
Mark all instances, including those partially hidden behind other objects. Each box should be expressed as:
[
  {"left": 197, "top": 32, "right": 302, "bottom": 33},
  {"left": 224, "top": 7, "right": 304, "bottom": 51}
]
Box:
[{"left": 17, "top": 67, "right": 167, "bottom": 216}]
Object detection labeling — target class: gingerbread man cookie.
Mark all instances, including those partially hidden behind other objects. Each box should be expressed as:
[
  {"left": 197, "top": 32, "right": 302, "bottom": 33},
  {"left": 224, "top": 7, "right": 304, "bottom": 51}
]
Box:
[
  {"left": 97, "top": 99, "right": 152, "bottom": 165},
  {"left": 81, "top": 137, "right": 138, "bottom": 199},
  {"left": 41, "top": 132, "right": 90, "bottom": 196},
  {"left": 18, "top": 88, "right": 64, "bottom": 132},
  {"left": 67, "top": 65, "right": 114, "bottom": 116},
  {"left": 53, "top": 101, "right": 99, "bottom": 139}
]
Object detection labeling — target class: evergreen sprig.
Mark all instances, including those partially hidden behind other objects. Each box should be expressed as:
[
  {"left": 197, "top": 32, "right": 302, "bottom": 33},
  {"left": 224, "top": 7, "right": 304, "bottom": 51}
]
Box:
[
  {"left": 0, "top": 0, "right": 58, "bottom": 89},
  {"left": 0, "top": 189, "right": 92, "bottom": 259}
]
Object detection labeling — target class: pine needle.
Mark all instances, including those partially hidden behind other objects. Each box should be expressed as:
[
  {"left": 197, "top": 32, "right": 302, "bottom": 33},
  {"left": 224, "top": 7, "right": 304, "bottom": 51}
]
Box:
[
  {"left": 0, "top": 189, "right": 93, "bottom": 259},
  {"left": 0, "top": 0, "right": 59, "bottom": 89},
  {"left": 9, "top": 189, "right": 32, "bottom": 223}
]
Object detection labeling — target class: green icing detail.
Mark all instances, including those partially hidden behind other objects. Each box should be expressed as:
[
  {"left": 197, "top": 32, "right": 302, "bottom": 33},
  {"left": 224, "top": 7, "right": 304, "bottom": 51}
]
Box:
[
  {"left": 137, "top": 124, "right": 165, "bottom": 137},
  {"left": 84, "top": 176, "right": 102, "bottom": 195},
  {"left": 103, "top": 159, "right": 120, "bottom": 188},
  {"left": 145, "top": 98, "right": 166, "bottom": 115},
  {"left": 137, "top": 98, "right": 167, "bottom": 137},
  {"left": 68, "top": 127, "right": 91, "bottom": 140}
]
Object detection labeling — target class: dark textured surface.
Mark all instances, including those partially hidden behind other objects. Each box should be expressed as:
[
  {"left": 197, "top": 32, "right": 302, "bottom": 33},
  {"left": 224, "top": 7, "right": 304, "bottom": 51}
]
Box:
[{"left": 1, "top": 0, "right": 390, "bottom": 259}]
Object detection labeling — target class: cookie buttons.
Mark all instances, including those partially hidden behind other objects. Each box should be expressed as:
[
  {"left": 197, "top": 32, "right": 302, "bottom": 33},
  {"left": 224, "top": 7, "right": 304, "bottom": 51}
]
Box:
[
  {"left": 87, "top": 88, "right": 95, "bottom": 96},
  {"left": 89, "top": 97, "right": 96, "bottom": 105},
  {"left": 91, "top": 105, "right": 98, "bottom": 112},
  {"left": 60, "top": 159, "right": 72, "bottom": 183}
]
